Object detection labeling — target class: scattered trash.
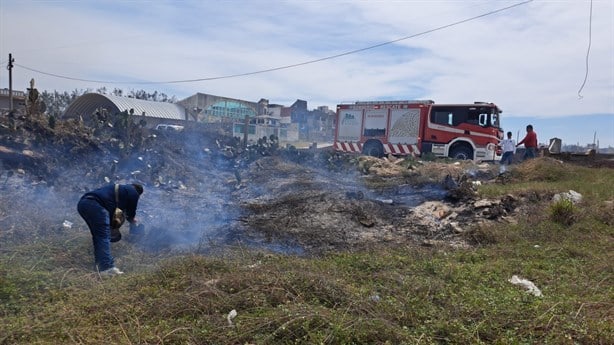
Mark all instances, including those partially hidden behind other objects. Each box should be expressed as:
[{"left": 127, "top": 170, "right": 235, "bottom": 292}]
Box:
[
  {"left": 104, "top": 176, "right": 110, "bottom": 183},
  {"left": 375, "top": 198, "right": 393, "bottom": 204},
  {"left": 62, "top": 220, "right": 73, "bottom": 229},
  {"left": 508, "top": 275, "right": 543, "bottom": 297},
  {"left": 553, "top": 190, "right": 583, "bottom": 204},
  {"left": 227, "top": 309, "right": 237, "bottom": 326},
  {"left": 449, "top": 222, "right": 464, "bottom": 233},
  {"left": 534, "top": 244, "right": 540, "bottom": 248},
  {"left": 474, "top": 199, "right": 494, "bottom": 208},
  {"left": 247, "top": 261, "right": 261, "bottom": 269},
  {"left": 370, "top": 294, "right": 381, "bottom": 302},
  {"left": 472, "top": 181, "right": 482, "bottom": 186}
]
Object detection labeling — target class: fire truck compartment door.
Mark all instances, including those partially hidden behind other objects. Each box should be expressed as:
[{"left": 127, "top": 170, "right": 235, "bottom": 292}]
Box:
[
  {"left": 363, "top": 109, "right": 387, "bottom": 137},
  {"left": 432, "top": 144, "right": 446, "bottom": 155},
  {"left": 388, "top": 108, "right": 420, "bottom": 144},
  {"left": 337, "top": 109, "right": 362, "bottom": 142}
]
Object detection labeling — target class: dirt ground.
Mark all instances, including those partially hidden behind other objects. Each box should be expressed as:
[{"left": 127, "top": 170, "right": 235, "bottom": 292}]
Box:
[{"left": 0, "top": 111, "right": 610, "bottom": 254}]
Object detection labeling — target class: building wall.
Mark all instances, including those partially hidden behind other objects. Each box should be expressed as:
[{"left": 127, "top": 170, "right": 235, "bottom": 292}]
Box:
[
  {"left": 178, "top": 93, "right": 262, "bottom": 123},
  {"left": 0, "top": 89, "right": 26, "bottom": 112}
]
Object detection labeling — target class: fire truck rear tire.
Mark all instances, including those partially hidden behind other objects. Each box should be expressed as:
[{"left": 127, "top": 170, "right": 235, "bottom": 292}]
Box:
[
  {"left": 449, "top": 146, "right": 473, "bottom": 160},
  {"left": 362, "top": 141, "right": 384, "bottom": 158}
]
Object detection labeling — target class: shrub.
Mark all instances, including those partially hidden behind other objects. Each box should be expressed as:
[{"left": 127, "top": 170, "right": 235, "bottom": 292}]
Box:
[
  {"left": 549, "top": 198, "right": 576, "bottom": 225},
  {"left": 48, "top": 115, "right": 56, "bottom": 129},
  {"left": 420, "top": 152, "right": 437, "bottom": 161},
  {"left": 512, "top": 157, "right": 570, "bottom": 182}
]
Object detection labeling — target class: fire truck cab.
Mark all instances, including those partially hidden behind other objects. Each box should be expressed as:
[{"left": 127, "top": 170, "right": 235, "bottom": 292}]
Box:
[{"left": 335, "top": 100, "right": 503, "bottom": 161}]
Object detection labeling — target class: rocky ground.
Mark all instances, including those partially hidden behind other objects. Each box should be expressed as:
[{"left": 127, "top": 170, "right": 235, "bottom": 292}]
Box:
[{"left": 1, "top": 111, "right": 608, "bottom": 255}]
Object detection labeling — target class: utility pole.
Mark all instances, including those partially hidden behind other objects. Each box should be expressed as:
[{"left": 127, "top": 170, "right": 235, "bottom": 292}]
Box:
[{"left": 8, "top": 53, "right": 14, "bottom": 111}]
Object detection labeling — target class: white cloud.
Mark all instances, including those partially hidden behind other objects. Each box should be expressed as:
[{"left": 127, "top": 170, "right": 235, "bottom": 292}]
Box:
[{"left": 1, "top": 0, "right": 612, "bottom": 121}]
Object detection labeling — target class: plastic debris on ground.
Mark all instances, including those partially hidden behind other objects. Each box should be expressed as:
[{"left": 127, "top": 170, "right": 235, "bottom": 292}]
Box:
[
  {"left": 227, "top": 309, "right": 237, "bottom": 326},
  {"left": 508, "top": 275, "right": 543, "bottom": 297},
  {"left": 553, "top": 190, "right": 583, "bottom": 204}
]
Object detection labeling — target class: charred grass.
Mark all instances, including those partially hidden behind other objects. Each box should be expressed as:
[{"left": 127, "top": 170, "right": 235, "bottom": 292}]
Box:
[{"left": 1, "top": 158, "right": 613, "bottom": 344}]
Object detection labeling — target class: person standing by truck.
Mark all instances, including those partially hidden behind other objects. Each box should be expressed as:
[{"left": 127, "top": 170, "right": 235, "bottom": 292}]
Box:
[
  {"left": 517, "top": 124, "right": 538, "bottom": 160},
  {"left": 499, "top": 131, "right": 516, "bottom": 173}
]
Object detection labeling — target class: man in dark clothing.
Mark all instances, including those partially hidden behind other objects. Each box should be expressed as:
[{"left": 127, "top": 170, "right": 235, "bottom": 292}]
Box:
[
  {"left": 517, "top": 124, "right": 538, "bottom": 160},
  {"left": 77, "top": 183, "right": 143, "bottom": 276}
]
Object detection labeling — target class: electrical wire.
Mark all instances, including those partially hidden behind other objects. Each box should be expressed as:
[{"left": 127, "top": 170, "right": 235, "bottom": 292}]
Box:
[
  {"left": 13, "top": 0, "right": 533, "bottom": 85},
  {"left": 577, "top": 0, "right": 593, "bottom": 99}
]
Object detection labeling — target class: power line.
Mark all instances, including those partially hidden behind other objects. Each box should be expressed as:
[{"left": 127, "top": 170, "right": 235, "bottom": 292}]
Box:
[
  {"left": 577, "top": 0, "right": 593, "bottom": 99},
  {"left": 14, "top": 0, "right": 533, "bottom": 85}
]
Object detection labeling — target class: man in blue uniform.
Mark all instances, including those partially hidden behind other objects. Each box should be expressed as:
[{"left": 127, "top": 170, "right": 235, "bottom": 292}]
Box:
[{"left": 77, "top": 183, "right": 143, "bottom": 276}]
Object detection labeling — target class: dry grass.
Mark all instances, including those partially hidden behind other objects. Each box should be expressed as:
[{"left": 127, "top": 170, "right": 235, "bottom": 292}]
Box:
[{"left": 1, "top": 158, "right": 613, "bottom": 344}]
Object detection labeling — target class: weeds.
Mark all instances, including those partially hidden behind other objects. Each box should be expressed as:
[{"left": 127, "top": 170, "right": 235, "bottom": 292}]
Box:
[
  {"left": 550, "top": 198, "right": 576, "bottom": 225},
  {"left": 1, "top": 159, "right": 613, "bottom": 344}
]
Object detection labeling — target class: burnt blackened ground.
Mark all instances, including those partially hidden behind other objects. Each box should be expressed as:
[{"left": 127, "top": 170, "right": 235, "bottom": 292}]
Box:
[
  {"left": 228, "top": 156, "right": 449, "bottom": 254},
  {"left": 0, "top": 112, "right": 545, "bottom": 255}
]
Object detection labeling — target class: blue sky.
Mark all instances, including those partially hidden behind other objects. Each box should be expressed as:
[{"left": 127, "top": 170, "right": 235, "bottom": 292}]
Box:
[
  {"left": 504, "top": 114, "right": 613, "bottom": 148},
  {"left": 1, "top": 0, "right": 613, "bottom": 146}
]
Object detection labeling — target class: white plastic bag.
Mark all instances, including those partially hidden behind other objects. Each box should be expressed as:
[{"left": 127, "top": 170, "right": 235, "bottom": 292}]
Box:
[{"left": 509, "top": 275, "right": 543, "bottom": 297}]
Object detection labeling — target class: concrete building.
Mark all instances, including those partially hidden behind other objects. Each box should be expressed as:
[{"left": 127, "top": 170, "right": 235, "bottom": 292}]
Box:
[
  {"left": 177, "top": 93, "right": 269, "bottom": 123},
  {"left": 61, "top": 91, "right": 334, "bottom": 142},
  {"left": 0, "top": 89, "right": 26, "bottom": 113}
]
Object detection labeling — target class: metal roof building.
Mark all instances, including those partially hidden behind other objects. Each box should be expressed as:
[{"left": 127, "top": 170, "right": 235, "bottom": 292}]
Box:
[{"left": 63, "top": 93, "right": 187, "bottom": 121}]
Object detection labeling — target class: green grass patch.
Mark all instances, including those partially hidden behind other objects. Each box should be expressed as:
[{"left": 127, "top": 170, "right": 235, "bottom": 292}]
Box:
[{"left": 2, "top": 160, "right": 613, "bottom": 344}]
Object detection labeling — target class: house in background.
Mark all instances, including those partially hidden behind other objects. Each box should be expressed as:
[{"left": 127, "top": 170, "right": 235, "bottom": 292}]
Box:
[
  {"left": 61, "top": 91, "right": 334, "bottom": 143},
  {"left": 0, "top": 89, "right": 26, "bottom": 113},
  {"left": 178, "top": 93, "right": 267, "bottom": 124}
]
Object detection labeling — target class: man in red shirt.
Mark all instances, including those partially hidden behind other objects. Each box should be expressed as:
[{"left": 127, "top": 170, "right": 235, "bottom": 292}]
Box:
[{"left": 516, "top": 124, "right": 538, "bottom": 160}]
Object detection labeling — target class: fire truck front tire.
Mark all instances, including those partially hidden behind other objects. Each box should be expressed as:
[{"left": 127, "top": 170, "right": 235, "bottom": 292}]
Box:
[
  {"left": 449, "top": 145, "right": 473, "bottom": 160},
  {"left": 362, "top": 141, "right": 384, "bottom": 158}
]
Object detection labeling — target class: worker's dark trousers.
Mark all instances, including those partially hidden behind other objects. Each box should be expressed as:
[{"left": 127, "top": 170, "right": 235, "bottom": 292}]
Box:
[
  {"left": 77, "top": 198, "right": 114, "bottom": 271},
  {"left": 523, "top": 147, "right": 537, "bottom": 160}
]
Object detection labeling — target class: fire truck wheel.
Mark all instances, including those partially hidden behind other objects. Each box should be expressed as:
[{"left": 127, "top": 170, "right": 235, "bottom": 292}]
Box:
[
  {"left": 362, "top": 141, "right": 384, "bottom": 158},
  {"left": 449, "top": 146, "right": 473, "bottom": 160}
]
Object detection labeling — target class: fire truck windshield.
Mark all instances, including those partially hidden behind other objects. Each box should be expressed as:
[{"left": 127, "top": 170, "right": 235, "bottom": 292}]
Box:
[
  {"left": 490, "top": 112, "right": 500, "bottom": 128},
  {"left": 431, "top": 105, "right": 501, "bottom": 128},
  {"left": 478, "top": 108, "right": 501, "bottom": 128}
]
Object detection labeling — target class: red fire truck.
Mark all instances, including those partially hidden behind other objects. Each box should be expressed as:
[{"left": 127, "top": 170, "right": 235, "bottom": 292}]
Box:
[{"left": 334, "top": 100, "right": 503, "bottom": 161}]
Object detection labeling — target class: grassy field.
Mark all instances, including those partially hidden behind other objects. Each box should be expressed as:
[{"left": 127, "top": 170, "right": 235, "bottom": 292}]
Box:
[{"left": 1, "top": 158, "right": 612, "bottom": 344}]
